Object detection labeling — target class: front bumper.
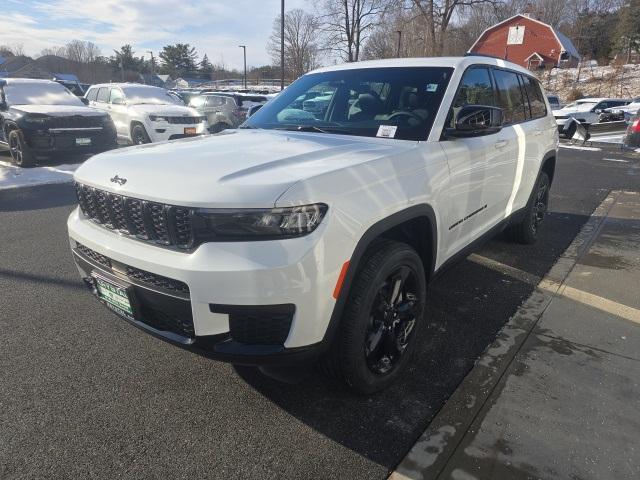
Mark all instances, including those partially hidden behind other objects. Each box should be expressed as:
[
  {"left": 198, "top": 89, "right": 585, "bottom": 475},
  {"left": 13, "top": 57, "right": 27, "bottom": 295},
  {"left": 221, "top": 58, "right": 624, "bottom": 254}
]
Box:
[
  {"left": 67, "top": 207, "right": 341, "bottom": 365},
  {"left": 145, "top": 120, "right": 208, "bottom": 143},
  {"left": 26, "top": 129, "right": 117, "bottom": 154}
]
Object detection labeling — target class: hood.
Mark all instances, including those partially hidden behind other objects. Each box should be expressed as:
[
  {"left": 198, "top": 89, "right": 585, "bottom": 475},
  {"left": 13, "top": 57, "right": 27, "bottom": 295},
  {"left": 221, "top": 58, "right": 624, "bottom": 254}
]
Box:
[
  {"left": 13, "top": 105, "right": 106, "bottom": 117},
  {"left": 127, "top": 103, "right": 200, "bottom": 117},
  {"left": 74, "top": 129, "right": 415, "bottom": 208}
]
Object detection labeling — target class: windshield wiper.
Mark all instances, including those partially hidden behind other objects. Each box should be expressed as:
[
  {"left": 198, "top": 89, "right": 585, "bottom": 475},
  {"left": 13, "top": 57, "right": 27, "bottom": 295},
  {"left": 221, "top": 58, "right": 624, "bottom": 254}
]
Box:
[{"left": 275, "top": 125, "right": 348, "bottom": 135}]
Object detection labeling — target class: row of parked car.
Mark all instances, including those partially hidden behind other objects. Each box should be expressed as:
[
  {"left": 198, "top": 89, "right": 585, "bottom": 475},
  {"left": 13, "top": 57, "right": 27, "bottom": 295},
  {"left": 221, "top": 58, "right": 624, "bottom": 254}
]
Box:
[
  {"left": 552, "top": 96, "right": 640, "bottom": 137},
  {"left": 0, "top": 78, "right": 271, "bottom": 167}
]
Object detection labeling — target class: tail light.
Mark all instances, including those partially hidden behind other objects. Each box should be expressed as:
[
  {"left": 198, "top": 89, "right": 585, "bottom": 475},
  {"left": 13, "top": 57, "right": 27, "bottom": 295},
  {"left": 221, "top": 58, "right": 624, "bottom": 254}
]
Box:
[{"left": 631, "top": 118, "right": 640, "bottom": 133}]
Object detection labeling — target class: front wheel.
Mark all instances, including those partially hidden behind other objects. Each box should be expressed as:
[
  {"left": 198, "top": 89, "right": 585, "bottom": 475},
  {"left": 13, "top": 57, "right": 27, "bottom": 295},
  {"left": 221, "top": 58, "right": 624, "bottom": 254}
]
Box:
[
  {"left": 506, "top": 171, "right": 550, "bottom": 244},
  {"left": 131, "top": 124, "right": 151, "bottom": 145},
  {"left": 8, "top": 129, "right": 36, "bottom": 167},
  {"left": 323, "top": 240, "right": 426, "bottom": 394}
]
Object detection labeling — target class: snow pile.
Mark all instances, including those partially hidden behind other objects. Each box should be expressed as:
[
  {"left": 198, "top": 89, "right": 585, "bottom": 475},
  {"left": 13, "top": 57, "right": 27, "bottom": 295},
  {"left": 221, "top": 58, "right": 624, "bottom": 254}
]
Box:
[
  {"left": 538, "top": 64, "right": 640, "bottom": 102},
  {"left": 0, "top": 158, "right": 80, "bottom": 190}
]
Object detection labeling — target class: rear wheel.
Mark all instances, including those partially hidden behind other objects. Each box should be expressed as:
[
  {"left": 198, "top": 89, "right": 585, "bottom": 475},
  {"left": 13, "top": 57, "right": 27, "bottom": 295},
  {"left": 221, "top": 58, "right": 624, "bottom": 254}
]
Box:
[
  {"left": 323, "top": 240, "right": 426, "bottom": 394},
  {"left": 131, "top": 124, "right": 151, "bottom": 145},
  {"left": 506, "top": 171, "right": 550, "bottom": 244},
  {"left": 8, "top": 129, "right": 35, "bottom": 167}
]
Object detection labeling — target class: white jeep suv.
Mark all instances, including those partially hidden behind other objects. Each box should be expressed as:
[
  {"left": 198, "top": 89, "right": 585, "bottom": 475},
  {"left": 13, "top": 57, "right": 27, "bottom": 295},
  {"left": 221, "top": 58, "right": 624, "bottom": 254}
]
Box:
[
  {"left": 68, "top": 57, "right": 558, "bottom": 393},
  {"left": 84, "top": 83, "right": 207, "bottom": 144}
]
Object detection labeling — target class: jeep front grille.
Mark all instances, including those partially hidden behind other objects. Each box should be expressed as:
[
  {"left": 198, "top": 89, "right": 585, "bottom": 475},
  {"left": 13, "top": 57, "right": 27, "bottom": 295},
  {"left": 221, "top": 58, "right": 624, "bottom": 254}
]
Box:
[
  {"left": 166, "top": 116, "right": 204, "bottom": 124},
  {"left": 75, "top": 183, "right": 195, "bottom": 249}
]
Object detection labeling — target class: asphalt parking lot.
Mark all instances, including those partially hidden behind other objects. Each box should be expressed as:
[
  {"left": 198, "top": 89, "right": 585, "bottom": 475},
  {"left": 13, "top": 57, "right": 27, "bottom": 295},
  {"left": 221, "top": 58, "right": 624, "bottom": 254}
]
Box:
[{"left": 1, "top": 145, "right": 639, "bottom": 479}]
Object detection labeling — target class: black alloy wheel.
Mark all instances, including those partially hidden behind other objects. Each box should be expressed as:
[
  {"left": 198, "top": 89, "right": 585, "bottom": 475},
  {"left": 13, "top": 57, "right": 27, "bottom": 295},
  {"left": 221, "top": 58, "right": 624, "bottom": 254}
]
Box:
[
  {"left": 8, "top": 129, "right": 35, "bottom": 167},
  {"left": 321, "top": 240, "right": 426, "bottom": 394},
  {"left": 506, "top": 171, "right": 550, "bottom": 244},
  {"left": 530, "top": 176, "right": 549, "bottom": 236},
  {"left": 365, "top": 265, "right": 420, "bottom": 375}
]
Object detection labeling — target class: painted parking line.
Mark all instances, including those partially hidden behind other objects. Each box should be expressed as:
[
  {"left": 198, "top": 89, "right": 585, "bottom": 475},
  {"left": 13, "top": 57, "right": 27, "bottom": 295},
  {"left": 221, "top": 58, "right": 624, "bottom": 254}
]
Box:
[
  {"left": 559, "top": 144, "right": 602, "bottom": 151},
  {"left": 470, "top": 253, "right": 640, "bottom": 325}
]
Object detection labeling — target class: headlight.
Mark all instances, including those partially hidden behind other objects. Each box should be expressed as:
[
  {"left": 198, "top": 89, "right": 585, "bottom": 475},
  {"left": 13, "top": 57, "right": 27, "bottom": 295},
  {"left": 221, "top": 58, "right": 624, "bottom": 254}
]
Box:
[
  {"left": 193, "top": 204, "right": 328, "bottom": 241},
  {"left": 23, "top": 115, "right": 50, "bottom": 125},
  {"left": 149, "top": 115, "right": 168, "bottom": 122}
]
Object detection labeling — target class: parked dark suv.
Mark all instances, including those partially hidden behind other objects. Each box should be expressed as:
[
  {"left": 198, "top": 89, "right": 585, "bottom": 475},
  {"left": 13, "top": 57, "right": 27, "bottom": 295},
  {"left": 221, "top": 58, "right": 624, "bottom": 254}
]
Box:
[{"left": 0, "top": 78, "right": 117, "bottom": 167}]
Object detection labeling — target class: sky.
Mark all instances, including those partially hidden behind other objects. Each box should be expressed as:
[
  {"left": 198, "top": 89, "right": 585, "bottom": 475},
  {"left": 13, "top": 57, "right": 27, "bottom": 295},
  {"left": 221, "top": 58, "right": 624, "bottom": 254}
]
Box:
[{"left": 0, "top": 0, "right": 309, "bottom": 70}]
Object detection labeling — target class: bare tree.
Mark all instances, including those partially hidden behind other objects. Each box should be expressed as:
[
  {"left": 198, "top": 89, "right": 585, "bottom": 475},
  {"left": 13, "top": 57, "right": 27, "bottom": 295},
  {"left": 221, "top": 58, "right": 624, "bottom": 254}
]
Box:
[
  {"left": 0, "top": 43, "right": 25, "bottom": 57},
  {"left": 268, "top": 9, "right": 321, "bottom": 80},
  {"left": 316, "top": 0, "right": 389, "bottom": 62}
]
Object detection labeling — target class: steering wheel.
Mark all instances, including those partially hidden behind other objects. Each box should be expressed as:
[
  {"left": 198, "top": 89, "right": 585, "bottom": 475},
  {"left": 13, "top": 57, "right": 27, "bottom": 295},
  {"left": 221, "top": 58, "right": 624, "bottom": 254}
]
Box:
[{"left": 388, "top": 111, "right": 423, "bottom": 125}]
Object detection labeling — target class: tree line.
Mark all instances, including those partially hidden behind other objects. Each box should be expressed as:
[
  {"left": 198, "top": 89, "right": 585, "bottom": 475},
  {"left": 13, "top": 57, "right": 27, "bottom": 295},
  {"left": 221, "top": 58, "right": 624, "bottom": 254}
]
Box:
[{"left": 270, "top": 0, "right": 640, "bottom": 81}]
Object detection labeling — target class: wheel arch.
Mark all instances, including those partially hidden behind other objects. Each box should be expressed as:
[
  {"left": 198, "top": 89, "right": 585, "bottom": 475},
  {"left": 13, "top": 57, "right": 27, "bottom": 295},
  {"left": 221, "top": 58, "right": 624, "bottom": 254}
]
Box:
[
  {"left": 541, "top": 150, "right": 556, "bottom": 186},
  {"left": 321, "top": 204, "right": 438, "bottom": 349}
]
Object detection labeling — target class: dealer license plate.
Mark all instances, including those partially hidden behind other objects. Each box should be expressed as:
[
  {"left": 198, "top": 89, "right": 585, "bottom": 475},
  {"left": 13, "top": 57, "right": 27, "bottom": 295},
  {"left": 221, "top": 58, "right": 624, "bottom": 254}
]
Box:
[
  {"left": 76, "top": 137, "right": 92, "bottom": 146},
  {"left": 94, "top": 275, "right": 135, "bottom": 320},
  {"left": 184, "top": 127, "right": 197, "bottom": 135}
]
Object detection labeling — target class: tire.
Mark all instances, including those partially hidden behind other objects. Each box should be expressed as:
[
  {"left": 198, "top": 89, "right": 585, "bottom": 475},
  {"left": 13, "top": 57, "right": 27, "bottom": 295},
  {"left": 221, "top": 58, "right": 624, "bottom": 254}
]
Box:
[
  {"left": 322, "top": 240, "right": 427, "bottom": 394},
  {"left": 209, "top": 123, "right": 230, "bottom": 134},
  {"left": 131, "top": 123, "right": 151, "bottom": 145},
  {"left": 8, "top": 129, "right": 36, "bottom": 167},
  {"left": 505, "top": 171, "right": 550, "bottom": 245}
]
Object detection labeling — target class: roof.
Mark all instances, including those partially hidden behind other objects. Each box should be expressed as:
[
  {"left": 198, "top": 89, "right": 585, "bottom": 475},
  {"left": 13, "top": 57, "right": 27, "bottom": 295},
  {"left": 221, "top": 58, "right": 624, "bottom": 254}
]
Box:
[
  {"left": 524, "top": 52, "right": 544, "bottom": 62},
  {"left": 574, "top": 97, "right": 630, "bottom": 102},
  {"left": 90, "top": 82, "right": 164, "bottom": 89},
  {"left": 309, "top": 56, "right": 533, "bottom": 76},
  {"left": 469, "top": 14, "right": 581, "bottom": 59}
]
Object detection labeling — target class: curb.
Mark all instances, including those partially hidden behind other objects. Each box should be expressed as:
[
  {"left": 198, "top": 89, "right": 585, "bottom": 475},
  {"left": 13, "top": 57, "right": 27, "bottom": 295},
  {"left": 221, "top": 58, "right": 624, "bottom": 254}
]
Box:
[{"left": 389, "top": 191, "right": 621, "bottom": 480}]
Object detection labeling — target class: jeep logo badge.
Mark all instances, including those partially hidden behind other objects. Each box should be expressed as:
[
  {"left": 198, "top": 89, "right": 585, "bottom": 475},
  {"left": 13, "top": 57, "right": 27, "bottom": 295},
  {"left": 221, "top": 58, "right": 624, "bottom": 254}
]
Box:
[{"left": 110, "top": 175, "right": 127, "bottom": 186}]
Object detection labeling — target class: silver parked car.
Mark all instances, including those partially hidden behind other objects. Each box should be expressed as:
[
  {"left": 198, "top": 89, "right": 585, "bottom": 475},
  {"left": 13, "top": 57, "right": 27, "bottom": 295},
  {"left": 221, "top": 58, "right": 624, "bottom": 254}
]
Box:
[{"left": 189, "top": 93, "right": 268, "bottom": 133}]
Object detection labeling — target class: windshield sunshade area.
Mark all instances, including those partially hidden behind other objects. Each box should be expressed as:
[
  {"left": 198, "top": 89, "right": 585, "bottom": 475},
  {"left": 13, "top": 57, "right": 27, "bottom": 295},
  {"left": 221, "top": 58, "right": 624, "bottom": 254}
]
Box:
[
  {"left": 4, "top": 82, "right": 83, "bottom": 106},
  {"left": 122, "top": 86, "right": 183, "bottom": 105},
  {"left": 244, "top": 67, "right": 454, "bottom": 141}
]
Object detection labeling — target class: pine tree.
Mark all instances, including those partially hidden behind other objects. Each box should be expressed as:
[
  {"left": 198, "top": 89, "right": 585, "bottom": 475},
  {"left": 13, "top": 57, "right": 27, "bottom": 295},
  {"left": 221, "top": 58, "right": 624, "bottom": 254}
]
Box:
[
  {"left": 616, "top": 0, "right": 640, "bottom": 63},
  {"left": 200, "top": 54, "right": 214, "bottom": 74}
]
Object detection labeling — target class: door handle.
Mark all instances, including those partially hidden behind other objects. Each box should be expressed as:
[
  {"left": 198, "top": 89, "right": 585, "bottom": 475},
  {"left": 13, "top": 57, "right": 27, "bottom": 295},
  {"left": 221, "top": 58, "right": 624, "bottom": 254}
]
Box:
[{"left": 494, "top": 140, "right": 508, "bottom": 149}]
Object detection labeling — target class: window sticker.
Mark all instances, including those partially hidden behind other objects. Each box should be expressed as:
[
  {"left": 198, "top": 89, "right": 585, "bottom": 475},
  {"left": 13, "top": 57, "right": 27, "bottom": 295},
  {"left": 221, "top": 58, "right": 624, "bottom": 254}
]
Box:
[
  {"left": 426, "top": 83, "right": 438, "bottom": 92},
  {"left": 376, "top": 125, "right": 398, "bottom": 138}
]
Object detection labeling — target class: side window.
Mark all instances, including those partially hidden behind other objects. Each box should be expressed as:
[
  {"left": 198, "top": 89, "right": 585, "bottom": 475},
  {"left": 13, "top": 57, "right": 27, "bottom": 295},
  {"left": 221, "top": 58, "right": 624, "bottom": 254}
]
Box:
[
  {"left": 493, "top": 69, "right": 527, "bottom": 124},
  {"left": 86, "top": 88, "right": 98, "bottom": 102},
  {"left": 449, "top": 67, "right": 496, "bottom": 128},
  {"left": 521, "top": 75, "right": 547, "bottom": 119},
  {"left": 96, "top": 87, "right": 109, "bottom": 103},
  {"left": 452, "top": 67, "right": 496, "bottom": 109},
  {"left": 109, "top": 88, "right": 124, "bottom": 104}
]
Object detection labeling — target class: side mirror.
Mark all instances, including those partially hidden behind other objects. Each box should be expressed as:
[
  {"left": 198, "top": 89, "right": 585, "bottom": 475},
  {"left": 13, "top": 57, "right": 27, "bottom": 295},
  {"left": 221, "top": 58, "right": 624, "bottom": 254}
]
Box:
[
  {"left": 81, "top": 97, "right": 89, "bottom": 105},
  {"left": 594, "top": 108, "right": 602, "bottom": 114},
  {"left": 446, "top": 105, "right": 503, "bottom": 138},
  {"left": 248, "top": 104, "right": 263, "bottom": 117}
]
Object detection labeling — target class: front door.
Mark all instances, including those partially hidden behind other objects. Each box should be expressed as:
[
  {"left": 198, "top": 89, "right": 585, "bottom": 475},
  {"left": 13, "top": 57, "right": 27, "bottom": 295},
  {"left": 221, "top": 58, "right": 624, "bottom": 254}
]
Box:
[{"left": 438, "top": 66, "right": 505, "bottom": 259}]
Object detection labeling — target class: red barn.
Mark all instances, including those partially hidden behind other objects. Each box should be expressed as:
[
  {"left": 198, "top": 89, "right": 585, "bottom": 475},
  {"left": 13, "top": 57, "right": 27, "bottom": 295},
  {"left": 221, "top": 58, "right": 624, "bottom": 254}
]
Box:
[{"left": 469, "top": 14, "right": 580, "bottom": 69}]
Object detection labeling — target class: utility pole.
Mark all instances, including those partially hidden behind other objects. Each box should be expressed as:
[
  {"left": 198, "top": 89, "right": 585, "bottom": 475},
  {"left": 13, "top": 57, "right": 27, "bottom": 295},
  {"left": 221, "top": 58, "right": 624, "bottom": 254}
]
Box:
[
  {"left": 119, "top": 60, "right": 124, "bottom": 82},
  {"left": 396, "top": 30, "right": 402, "bottom": 58},
  {"left": 238, "top": 45, "right": 247, "bottom": 89},
  {"left": 281, "top": 0, "right": 285, "bottom": 90}
]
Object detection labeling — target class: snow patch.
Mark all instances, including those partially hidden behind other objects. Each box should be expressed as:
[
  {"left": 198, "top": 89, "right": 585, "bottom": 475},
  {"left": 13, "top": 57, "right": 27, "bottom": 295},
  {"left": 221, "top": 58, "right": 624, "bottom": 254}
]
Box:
[{"left": 0, "top": 158, "right": 80, "bottom": 190}]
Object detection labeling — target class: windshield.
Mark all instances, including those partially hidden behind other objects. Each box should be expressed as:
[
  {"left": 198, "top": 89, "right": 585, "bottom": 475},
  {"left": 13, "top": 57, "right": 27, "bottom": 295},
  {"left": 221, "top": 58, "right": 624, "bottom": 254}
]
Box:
[
  {"left": 4, "top": 82, "right": 83, "bottom": 106},
  {"left": 122, "top": 86, "right": 183, "bottom": 105},
  {"left": 244, "top": 67, "right": 453, "bottom": 141}
]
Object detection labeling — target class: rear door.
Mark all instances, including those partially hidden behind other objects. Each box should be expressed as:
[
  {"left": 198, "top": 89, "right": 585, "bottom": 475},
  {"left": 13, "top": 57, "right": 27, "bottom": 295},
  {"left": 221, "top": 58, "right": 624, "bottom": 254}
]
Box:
[{"left": 490, "top": 68, "right": 528, "bottom": 220}]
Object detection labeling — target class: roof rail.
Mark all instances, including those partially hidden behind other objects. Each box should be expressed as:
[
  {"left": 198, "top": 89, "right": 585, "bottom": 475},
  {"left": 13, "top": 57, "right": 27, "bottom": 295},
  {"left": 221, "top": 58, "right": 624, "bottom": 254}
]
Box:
[{"left": 464, "top": 52, "right": 504, "bottom": 60}]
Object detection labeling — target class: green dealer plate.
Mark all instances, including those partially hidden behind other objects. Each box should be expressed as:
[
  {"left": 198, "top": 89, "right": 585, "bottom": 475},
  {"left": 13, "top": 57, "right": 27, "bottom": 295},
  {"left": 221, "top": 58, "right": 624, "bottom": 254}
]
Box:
[{"left": 94, "top": 275, "right": 135, "bottom": 319}]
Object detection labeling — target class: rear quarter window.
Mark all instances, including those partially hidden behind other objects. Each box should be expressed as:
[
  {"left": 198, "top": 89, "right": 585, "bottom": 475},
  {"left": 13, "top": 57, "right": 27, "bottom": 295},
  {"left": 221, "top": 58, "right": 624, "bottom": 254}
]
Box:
[{"left": 521, "top": 75, "right": 547, "bottom": 119}]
